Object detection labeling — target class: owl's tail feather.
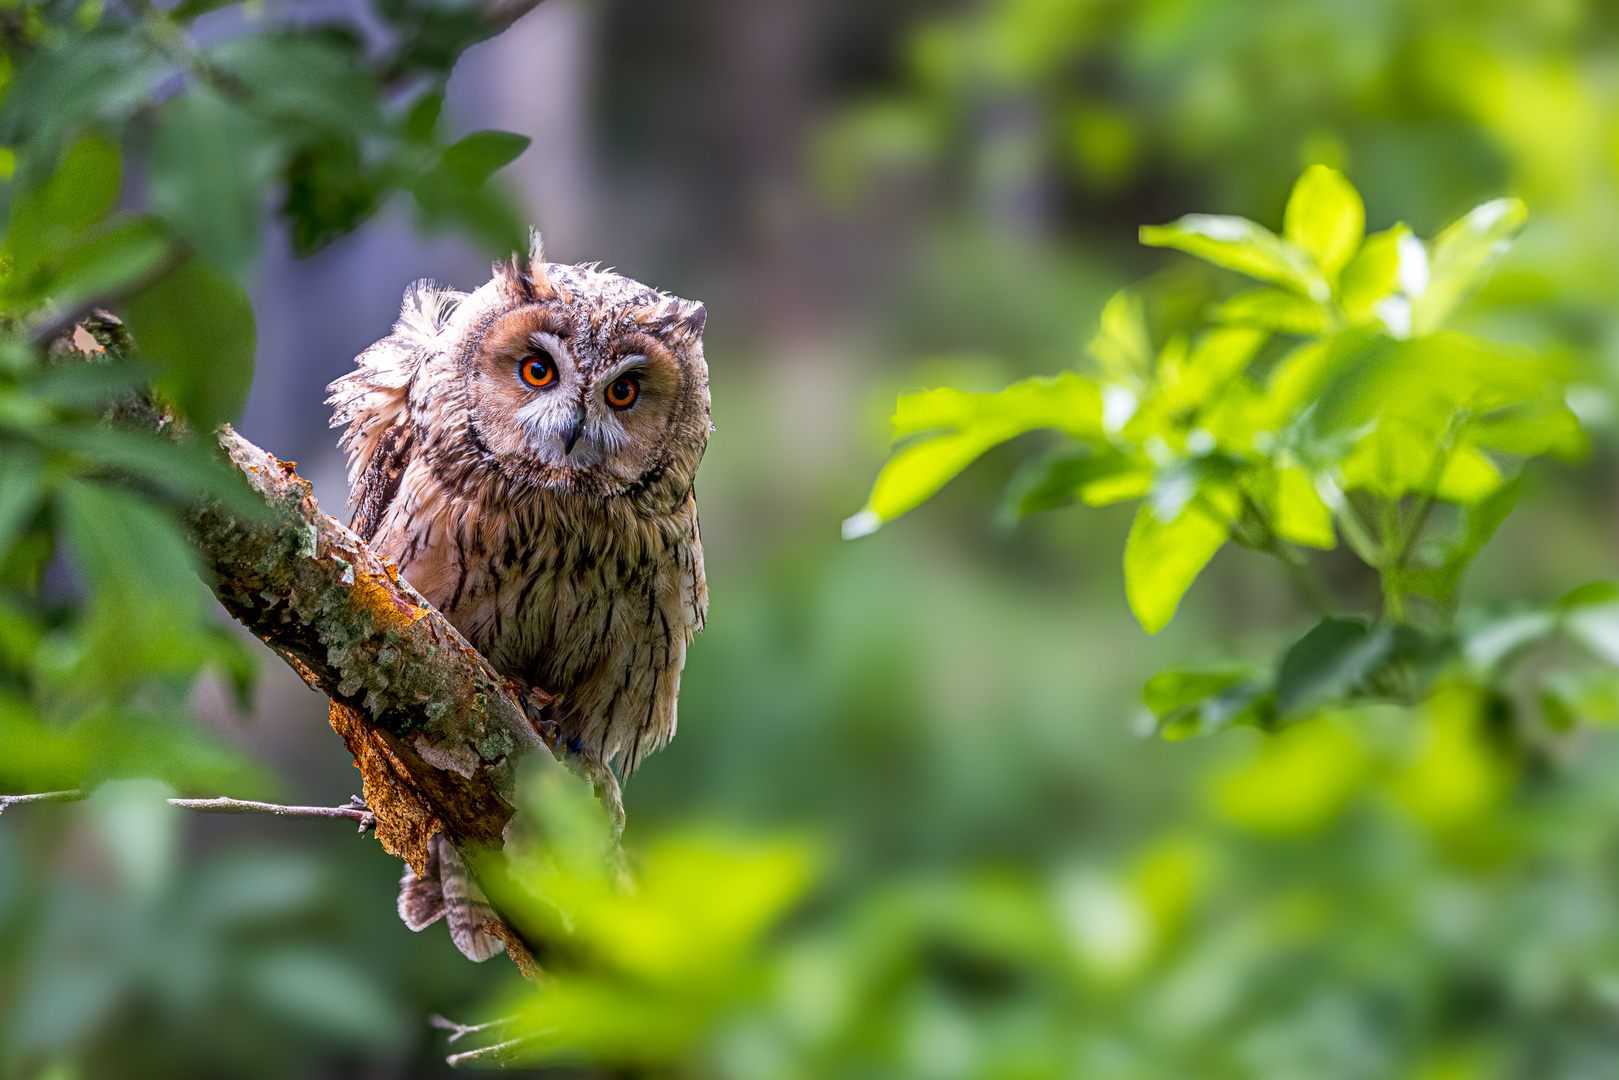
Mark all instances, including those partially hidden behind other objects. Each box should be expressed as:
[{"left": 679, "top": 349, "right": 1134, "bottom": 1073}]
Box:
[{"left": 397, "top": 834, "right": 507, "bottom": 963}]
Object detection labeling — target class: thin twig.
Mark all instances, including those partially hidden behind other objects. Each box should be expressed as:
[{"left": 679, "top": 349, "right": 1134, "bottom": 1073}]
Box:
[
  {"left": 429, "top": 1013, "right": 520, "bottom": 1045},
  {"left": 0, "top": 791, "right": 377, "bottom": 832},
  {"left": 0, "top": 790, "right": 86, "bottom": 813},
  {"left": 445, "top": 1033, "right": 546, "bottom": 1068}
]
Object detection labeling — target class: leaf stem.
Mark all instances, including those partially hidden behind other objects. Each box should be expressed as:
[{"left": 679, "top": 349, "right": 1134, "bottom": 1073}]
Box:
[{"left": 1378, "top": 497, "right": 1406, "bottom": 622}]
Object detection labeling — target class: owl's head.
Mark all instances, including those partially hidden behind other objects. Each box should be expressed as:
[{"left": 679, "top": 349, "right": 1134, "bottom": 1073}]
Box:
[
  {"left": 459, "top": 250, "right": 709, "bottom": 501},
  {"left": 337, "top": 235, "right": 711, "bottom": 511}
]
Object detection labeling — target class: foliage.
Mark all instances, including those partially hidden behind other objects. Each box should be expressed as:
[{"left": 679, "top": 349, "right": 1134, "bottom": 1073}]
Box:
[{"left": 850, "top": 167, "right": 1601, "bottom": 745}]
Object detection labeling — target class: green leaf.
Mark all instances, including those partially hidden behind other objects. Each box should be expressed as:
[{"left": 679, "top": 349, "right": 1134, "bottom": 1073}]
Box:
[
  {"left": 148, "top": 90, "right": 277, "bottom": 279},
  {"left": 1271, "top": 466, "right": 1335, "bottom": 549},
  {"left": 1211, "top": 288, "right": 1331, "bottom": 335},
  {"left": 48, "top": 215, "right": 175, "bottom": 315},
  {"left": 1400, "top": 478, "right": 1521, "bottom": 605},
  {"left": 1, "top": 135, "right": 126, "bottom": 310},
  {"left": 1338, "top": 225, "right": 1408, "bottom": 325},
  {"left": 1412, "top": 197, "right": 1527, "bottom": 337},
  {"left": 1282, "top": 164, "right": 1364, "bottom": 279},
  {"left": 0, "top": 40, "right": 161, "bottom": 183},
  {"left": 404, "top": 92, "right": 444, "bottom": 143},
  {"left": 412, "top": 129, "right": 531, "bottom": 211},
  {"left": 42, "top": 426, "right": 263, "bottom": 516},
  {"left": 123, "top": 255, "right": 257, "bottom": 430},
  {"left": 1088, "top": 289, "right": 1152, "bottom": 385},
  {"left": 1123, "top": 485, "right": 1234, "bottom": 634},
  {"left": 207, "top": 36, "right": 382, "bottom": 135},
  {"left": 0, "top": 449, "right": 43, "bottom": 558},
  {"left": 999, "top": 447, "right": 1148, "bottom": 520},
  {"left": 1141, "top": 214, "right": 1328, "bottom": 302},
  {"left": 1143, "top": 666, "right": 1271, "bottom": 739},
  {"left": 848, "top": 373, "right": 1105, "bottom": 534},
  {"left": 280, "top": 134, "right": 385, "bottom": 255},
  {"left": 1275, "top": 616, "right": 1384, "bottom": 716}
]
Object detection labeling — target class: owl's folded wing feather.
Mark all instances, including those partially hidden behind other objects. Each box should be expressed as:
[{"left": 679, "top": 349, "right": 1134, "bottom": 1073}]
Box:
[{"left": 326, "top": 280, "right": 462, "bottom": 539}]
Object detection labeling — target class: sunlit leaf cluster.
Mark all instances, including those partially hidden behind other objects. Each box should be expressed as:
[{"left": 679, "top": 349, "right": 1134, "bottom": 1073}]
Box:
[{"left": 851, "top": 167, "right": 1592, "bottom": 738}]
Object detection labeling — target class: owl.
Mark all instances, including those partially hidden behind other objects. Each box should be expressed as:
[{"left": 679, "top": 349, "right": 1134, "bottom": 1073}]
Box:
[{"left": 326, "top": 234, "right": 710, "bottom": 961}]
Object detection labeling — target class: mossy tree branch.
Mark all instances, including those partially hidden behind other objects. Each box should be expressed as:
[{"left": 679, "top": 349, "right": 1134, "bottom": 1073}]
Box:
[{"left": 68, "top": 312, "right": 555, "bottom": 888}]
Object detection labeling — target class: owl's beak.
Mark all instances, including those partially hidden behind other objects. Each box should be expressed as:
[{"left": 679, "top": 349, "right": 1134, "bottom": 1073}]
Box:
[{"left": 563, "top": 403, "right": 586, "bottom": 456}]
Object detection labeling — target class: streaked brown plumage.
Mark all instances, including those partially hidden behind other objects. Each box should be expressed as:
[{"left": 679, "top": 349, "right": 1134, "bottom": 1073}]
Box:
[{"left": 327, "top": 236, "right": 710, "bottom": 961}]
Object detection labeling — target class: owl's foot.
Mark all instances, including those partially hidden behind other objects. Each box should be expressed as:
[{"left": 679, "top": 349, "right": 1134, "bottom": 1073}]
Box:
[{"left": 565, "top": 748, "right": 625, "bottom": 842}]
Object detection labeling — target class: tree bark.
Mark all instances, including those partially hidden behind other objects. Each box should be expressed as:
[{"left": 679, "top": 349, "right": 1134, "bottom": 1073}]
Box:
[{"left": 69, "top": 312, "right": 553, "bottom": 883}]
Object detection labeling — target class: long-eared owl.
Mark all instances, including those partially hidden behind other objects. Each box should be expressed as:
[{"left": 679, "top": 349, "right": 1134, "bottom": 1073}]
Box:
[{"left": 326, "top": 235, "right": 710, "bottom": 961}]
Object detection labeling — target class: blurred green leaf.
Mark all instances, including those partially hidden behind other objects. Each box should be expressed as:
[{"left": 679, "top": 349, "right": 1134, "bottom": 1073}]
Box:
[
  {"left": 123, "top": 255, "right": 257, "bottom": 430},
  {"left": 148, "top": 90, "right": 277, "bottom": 279},
  {"left": 1270, "top": 466, "right": 1335, "bottom": 549},
  {"left": 48, "top": 215, "right": 175, "bottom": 315},
  {"left": 1282, "top": 164, "right": 1364, "bottom": 280},
  {"left": 1123, "top": 484, "right": 1234, "bottom": 634},
  {"left": 1211, "top": 288, "right": 1331, "bottom": 334},
  {"left": 1337, "top": 225, "right": 1407, "bottom": 325},
  {"left": 1088, "top": 289, "right": 1153, "bottom": 386},
  {"left": 1413, "top": 198, "right": 1527, "bottom": 336},
  {"left": 279, "top": 134, "right": 384, "bottom": 255},
  {"left": 849, "top": 373, "right": 1104, "bottom": 534},
  {"left": 206, "top": 36, "right": 382, "bottom": 135},
  {"left": 411, "top": 129, "right": 530, "bottom": 212},
  {"left": 0, "top": 36, "right": 162, "bottom": 174},
  {"left": 1141, "top": 214, "right": 1328, "bottom": 302},
  {"left": 0, "top": 450, "right": 43, "bottom": 559}
]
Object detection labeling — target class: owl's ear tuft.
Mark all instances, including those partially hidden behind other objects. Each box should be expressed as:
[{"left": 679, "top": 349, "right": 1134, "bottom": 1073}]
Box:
[
  {"left": 493, "top": 233, "right": 558, "bottom": 304},
  {"left": 676, "top": 300, "right": 706, "bottom": 338}
]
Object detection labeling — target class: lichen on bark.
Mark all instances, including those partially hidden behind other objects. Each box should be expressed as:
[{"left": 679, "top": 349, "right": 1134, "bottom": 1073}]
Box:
[{"left": 65, "top": 312, "right": 553, "bottom": 881}]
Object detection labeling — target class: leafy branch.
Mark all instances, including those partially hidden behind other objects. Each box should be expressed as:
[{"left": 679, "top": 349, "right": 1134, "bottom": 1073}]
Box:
[{"left": 849, "top": 166, "right": 1598, "bottom": 738}]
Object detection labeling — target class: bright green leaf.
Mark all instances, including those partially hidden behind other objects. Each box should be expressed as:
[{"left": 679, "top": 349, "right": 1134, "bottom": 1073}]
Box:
[
  {"left": 1412, "top": 197, "right": 1527, "bottom": 337},
  {"left": 1282, "top": 164, "right": 1364, "bottom": 279},
  {"left": 1272, "top": 466, "right": 1335, "bottom": 549},
  {"left": 1141, "top": 214, "right": 1328, "bottom": 301},
  {"left": 849, "top": 373, "right": 1105, "bottom": 533},
  {"left": 1123, "top": 487, "right": 1233, "bottom": 634},
  {"left": 1088, "top": 289, "right": 1152, "bottom": 385},
  {"left": 1338, "top": 225, "right": 1408, "bottom": 325},
  {"left": 1212, "top": 288, "right": 1331, "bottom": 334}
]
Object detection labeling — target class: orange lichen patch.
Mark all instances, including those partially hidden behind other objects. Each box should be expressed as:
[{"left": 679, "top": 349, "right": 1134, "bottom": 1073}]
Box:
[
  {"left": 382, "top": 560, "right": 401, "bottom": 585},
  {"left": 347, "top": 569, "right": 431, "bottom": 631}
]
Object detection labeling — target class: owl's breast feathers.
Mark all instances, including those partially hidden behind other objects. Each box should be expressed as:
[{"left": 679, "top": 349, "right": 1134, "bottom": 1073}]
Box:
[{"left": 367, "top": 466, "right": 706, "bottom": 776}]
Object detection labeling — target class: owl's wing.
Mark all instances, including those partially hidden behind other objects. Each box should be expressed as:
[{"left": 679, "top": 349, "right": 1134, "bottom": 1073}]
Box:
[{"left": 327, "top": 280, "right": 461, "bottom": 540}]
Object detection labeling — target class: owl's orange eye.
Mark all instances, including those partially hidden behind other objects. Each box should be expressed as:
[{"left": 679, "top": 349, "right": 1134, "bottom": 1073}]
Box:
[
  {"left": 520, "top": 356, "right": 557, "bottom": 388},
  {"left": 605, "top": 377, "right": 639, "bottom": 409}
]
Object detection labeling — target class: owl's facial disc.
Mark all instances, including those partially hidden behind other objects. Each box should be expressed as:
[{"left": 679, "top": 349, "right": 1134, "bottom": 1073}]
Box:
[{"left": 468, "top": 302, "right": 697, "bottom": 494}]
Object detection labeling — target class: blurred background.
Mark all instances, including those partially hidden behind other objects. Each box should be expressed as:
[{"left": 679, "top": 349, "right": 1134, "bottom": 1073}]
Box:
[{"left": 9, "top": 0, "right": 1619, "bottom": 1076}]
